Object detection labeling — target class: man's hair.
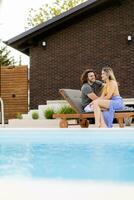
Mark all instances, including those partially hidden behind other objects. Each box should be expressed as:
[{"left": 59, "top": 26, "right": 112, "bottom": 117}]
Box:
[{"left": 80, "top": 69, "right": 96, "bottom": 85}]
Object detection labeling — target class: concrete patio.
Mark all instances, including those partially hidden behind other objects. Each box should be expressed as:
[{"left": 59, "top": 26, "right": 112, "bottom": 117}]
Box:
[
  {"left": 0, "top": 99, "right": 134, "bottom": 129},
  {"left": 0, "top": 120, "right": 134, "bottom": 128}
]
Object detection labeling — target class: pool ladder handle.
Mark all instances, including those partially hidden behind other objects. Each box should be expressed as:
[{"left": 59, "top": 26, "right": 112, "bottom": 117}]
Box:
[{"left": 0, "top": 97, "right": 5, "bottom": 127}]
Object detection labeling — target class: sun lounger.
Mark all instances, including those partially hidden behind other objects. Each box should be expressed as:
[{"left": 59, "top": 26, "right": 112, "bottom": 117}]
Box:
[{"left": 53, "top": 89, "right": 134, "bottom": 128}]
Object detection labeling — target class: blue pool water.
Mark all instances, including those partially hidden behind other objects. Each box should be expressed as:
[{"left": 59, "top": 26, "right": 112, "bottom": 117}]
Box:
[{"left": 0, "top": 129, "right": 134, "bottom": 183}]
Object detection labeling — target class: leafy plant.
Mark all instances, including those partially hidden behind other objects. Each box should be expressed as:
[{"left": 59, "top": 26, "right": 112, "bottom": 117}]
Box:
[
  {"left": 124, "top": 117, "right": 132, "bottom": 126},
  {"left": 32, "top": 111, "right": 39, "bottom": 119},
  {"left": 57, "top": 105, "right": 76, "bottom": 114},
  {"left": 0, "top": 43, "right": 16, "bottom": 66},
  {"left": 44, "top": 107, "right": 55, "bottom": 119},
  {"left": 26, "top": 0, "right": 86, "bottom": 29},
  {"left": 16, "top": 112, "right": 23, "bottom": 119}
]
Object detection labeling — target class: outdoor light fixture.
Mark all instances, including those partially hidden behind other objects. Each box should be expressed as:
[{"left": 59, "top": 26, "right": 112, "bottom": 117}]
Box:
[
  {"left": 127, "top": 35, "right": 132, "bottom": 43},
  {"left": 42, "top": 41, "right": 47, "bottom": 47}
]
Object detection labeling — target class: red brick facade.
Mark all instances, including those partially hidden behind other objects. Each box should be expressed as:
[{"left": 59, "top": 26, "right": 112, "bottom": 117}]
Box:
[{"left": 30, "top": 0, "right": 134, "bottom": 109}]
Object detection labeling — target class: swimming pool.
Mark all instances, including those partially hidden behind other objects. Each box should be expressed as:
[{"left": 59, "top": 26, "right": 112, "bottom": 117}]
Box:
[{"left": 0, "top": 128, "right": 134, "bottom": 183}]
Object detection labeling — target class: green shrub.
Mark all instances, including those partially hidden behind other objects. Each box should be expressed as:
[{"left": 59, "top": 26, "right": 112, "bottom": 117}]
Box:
[
  {"left": 44, "top": 107, "right": 55, "bottom": 119},
  {"left": 16, "top": 112, "right": 23, "bottom": 119},
  {"left": 32, "top": 111, "right": 39, "bottom": 119},
  {"left": 57, "top": 105, "right": 76, "bottom": 114}
]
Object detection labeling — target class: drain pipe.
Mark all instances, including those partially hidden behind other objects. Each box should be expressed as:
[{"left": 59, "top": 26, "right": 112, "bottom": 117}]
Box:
[{"left": 0, "top": 97, "right": 5, "bottom": 127}]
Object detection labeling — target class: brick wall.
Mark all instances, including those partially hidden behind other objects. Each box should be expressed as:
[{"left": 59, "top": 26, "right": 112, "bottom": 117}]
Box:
[{"left": 30, "top": 0, "right": 134, "bottom": 109}]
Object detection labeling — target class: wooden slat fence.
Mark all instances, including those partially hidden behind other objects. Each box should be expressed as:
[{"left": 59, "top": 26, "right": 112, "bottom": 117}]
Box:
[{"left": 0, "top": 66, "right": 28, "bottom": 121}]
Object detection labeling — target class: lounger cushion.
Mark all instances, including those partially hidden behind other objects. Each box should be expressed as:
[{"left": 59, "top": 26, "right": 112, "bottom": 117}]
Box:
[{"left": 59, "top": 89, "right": 84, "bottom": 113}]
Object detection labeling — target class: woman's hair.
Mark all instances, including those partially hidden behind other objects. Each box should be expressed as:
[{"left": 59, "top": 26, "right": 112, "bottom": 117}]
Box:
[
  {"left": 102, "top": 67, "right": 117, "bottom": 82},
  {"left": 80, "top": 69, "right": 96, "bottom": 85}
]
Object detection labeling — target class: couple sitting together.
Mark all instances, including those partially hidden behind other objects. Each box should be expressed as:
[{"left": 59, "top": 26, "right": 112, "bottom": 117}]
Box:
[{"left": 81, "top": 67, "right": 124, "bottom": 128}]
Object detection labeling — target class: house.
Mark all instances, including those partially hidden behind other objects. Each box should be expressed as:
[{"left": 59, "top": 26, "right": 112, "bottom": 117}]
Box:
[{"left": 5, "top": 0, "right": 134, "bottom": 109}]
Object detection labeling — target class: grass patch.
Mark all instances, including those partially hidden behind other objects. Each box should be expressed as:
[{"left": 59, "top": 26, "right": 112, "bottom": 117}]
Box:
[
  {"left": 16, "top": 112, "right": 23, "bottom": 119},
  {"left": 57, "top": 105, "right": 76, "bottom": 114},
  {"left": 44, "top": 107, "right": 55, "bottom": 119}
]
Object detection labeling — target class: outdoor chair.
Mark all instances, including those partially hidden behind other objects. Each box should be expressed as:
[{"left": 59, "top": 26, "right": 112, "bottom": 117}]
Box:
[{"left": 53, "top": 89, "right": 134, "bottom": 128}]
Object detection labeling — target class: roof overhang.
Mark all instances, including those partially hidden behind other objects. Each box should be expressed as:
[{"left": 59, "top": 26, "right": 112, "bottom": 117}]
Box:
[{"left": 4, "top": 0, "right": 122, "bottom": 55}]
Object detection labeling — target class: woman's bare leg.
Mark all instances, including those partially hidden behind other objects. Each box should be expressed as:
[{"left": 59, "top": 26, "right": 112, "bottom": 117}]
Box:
[
  {"left": 98, "top": 99, "right": 110, "bottom": 127},
  {"left": 93, "top": 100, "right": 102, "bottom": 127},
  {"left": 100, "top": 113, "right": 107, "bottom": 128},
  {"left": 93, "top": 99, "right": 110, "bottom": 128},
  {"left": 97, "top": 99, "right": 110, "bottom": 109}
]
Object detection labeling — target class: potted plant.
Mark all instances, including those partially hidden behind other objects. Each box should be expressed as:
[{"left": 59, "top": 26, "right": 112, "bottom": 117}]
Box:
[
  {"left": 32, "top": 111, "right": 39, "bottom": 120},
  {"left": 44, "top": 107, "right": 55, "bottom": 119},
  {"left": 16, "top": 112, "right": 23, "bottom": 119}
]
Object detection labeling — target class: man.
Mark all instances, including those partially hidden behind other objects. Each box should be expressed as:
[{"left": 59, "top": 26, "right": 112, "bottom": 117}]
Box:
[{"left": 80, "top": 69, "right": 103, "bottom": 112}]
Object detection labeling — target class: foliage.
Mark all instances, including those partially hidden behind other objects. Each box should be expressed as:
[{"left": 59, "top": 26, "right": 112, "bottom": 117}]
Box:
[
  {"left": 44, "top": 107, "right": 55, "bottom": 119},
  {"left": 0, "top": 43, "right": 16, "bottom": 66},
  {"left": 26, "top": 0, "right": 86, "bottom": 29},
  {"left": 57, "top": 105, "right": 76, "bottom": 114},
  {"left": 124, "top": 117, "right": 132, "bottom": 126},
  {"left": 43, "top": 105, "right": 76, "bottom": 119},
  {"left": 16, "top": 112, "right": 23, "bottom": 119},
  {"left": 32, "top": 111, "right": 39, "bottom": 119}
]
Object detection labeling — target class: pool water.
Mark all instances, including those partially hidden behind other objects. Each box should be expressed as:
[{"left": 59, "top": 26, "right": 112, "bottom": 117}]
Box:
[{"left": 0, "top": 129, "right": 134, "bottom": 183}]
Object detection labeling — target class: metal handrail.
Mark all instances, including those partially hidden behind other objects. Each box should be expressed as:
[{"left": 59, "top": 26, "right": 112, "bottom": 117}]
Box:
[{"left": 0, "top": 97, "right": 5, "bottom": 127}]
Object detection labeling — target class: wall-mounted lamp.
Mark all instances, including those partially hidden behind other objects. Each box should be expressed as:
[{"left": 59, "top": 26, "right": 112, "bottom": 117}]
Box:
[
  {"left": 127, "top": 35, "right": 132, "bottom": 43},
  {"left": 42, "top": 41, "right": 47, "bottom": 48}
]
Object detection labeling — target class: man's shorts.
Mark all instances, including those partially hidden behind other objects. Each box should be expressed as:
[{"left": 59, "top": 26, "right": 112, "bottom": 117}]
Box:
[{"left": 84, "top": 104, "right": 93, "bottom": 112}]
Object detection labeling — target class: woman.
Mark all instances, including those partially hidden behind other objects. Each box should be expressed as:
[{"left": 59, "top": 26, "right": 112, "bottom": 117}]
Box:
[{"left": 91, "top": 67, "right": 124, "bottom": 128}]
